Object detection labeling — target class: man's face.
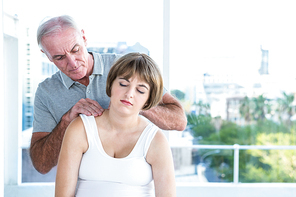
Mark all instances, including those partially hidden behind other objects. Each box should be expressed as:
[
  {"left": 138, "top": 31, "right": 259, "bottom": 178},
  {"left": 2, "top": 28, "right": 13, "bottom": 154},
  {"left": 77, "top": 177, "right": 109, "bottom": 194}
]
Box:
[{"left": 41, "top": 28, "right": 91, "bottom": 81}]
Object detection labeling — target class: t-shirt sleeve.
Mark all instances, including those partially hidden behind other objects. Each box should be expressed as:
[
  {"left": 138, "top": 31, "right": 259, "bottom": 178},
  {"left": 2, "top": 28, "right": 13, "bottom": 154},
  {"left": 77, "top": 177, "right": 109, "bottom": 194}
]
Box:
[{"left": 32, "top": 86, "right": 58, "bottom": 133}]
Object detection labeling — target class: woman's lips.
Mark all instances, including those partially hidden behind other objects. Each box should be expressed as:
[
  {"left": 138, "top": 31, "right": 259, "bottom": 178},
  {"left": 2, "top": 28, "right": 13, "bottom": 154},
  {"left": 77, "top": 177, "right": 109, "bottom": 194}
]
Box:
[{"left": 121, "top": 100, "right": 133, "bottom": 106}]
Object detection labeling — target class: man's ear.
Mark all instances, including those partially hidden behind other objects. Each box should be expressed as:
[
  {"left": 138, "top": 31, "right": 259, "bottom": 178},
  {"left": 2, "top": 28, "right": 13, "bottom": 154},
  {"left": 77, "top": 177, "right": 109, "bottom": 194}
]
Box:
[{"left": 81, "top": 29, "right": 87, "bottom": 46}]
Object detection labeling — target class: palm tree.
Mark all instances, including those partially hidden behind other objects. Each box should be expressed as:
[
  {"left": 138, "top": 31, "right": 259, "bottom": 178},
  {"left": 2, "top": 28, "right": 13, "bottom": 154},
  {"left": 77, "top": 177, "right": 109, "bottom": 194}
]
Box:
[
  {"left": 193, "top": 100, "right": 210, "bottom": 116},
  {"left": 239, "top": 96, "right": 253, "bottom": 124},
  {"left": 252, "top": 94, "right": 270, "bottom": 121},
  {"left": 277, "top": 92, "right": 295, "bottom": 125}
]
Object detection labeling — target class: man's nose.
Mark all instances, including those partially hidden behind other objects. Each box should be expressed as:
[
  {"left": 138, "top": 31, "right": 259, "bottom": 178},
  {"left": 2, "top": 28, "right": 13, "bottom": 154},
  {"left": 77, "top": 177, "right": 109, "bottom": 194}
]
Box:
[{"left": 67, "top": 55, "right": 77, "bottom": 68}]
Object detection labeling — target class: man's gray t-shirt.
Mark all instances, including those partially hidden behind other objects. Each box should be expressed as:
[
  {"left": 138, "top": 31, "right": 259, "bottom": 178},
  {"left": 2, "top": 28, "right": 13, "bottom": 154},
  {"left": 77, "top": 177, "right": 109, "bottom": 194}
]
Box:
[{"left": 33, "top": 53, "right": 120, "bottom": 133}]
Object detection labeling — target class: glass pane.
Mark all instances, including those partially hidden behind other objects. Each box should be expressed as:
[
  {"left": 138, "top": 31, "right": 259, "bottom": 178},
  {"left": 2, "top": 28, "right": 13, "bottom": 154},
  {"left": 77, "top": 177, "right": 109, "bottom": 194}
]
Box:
[
  {"left": 240, "top": 149, "right": 296, "bottom": 183},
  {"left": 173, "top": 148, "right": 232, "bottom": 183},
  {"left": 171, "top": 0, "right": 296, "bottom": 183},
  {"left": 3, "top": 0, "right": 162, "bottom": 183}
]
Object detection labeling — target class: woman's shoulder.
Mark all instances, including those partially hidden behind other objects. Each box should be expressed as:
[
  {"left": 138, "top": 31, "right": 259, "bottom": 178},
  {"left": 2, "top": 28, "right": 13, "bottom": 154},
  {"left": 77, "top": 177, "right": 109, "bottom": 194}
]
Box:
[
  {"left": 64, "top": 116, "right": 88, "bottom": 152},
  {"left": 145, "top": 129, "right": 170, "bottom": 165},
  {"left": 138, "top": 115, "right": 152, "bottom": 128},
  {"left": 68, "top": 115, "right": 85, "bottom": 131}
]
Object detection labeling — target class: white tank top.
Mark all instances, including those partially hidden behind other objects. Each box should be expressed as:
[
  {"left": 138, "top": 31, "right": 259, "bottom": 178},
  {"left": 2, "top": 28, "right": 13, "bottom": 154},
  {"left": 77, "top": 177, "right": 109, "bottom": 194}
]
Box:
[{"left": 76, "top": 114, "right": 158, "bottom": 197}]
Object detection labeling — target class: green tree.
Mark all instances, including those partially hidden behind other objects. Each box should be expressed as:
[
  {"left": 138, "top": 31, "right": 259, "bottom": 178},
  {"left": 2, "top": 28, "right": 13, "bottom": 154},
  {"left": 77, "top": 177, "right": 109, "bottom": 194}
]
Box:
[
  {"left": 204, "top": 121, "right": 261, "bottom": 182},
  {"left": 170, "top": 89, "right": 185, "bottom": 100},
  {"left": 242, "top": 133, "right": 296, "bottom": 182},
  {"left": 193, "top": 100, "right": 211, "bottom": 116},
  {"left": 252, "top": 94, "right": 270, "bottom": 121},
  {"left": 187, "top": 113, "right": 215, "bottom": 140},
  {"left": 186, "top": 95, "right": 296, "bottom": 183},
  {"left": 276, "top": 91, "right": 295, "bottom": 125},
  {"left": 239, "top": 96, "right": 253, "bottom": 124}
]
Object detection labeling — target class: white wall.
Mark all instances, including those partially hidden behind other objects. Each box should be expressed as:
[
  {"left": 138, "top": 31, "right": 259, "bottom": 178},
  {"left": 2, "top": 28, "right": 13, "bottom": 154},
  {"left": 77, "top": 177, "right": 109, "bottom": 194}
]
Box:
[{"left": 0, "top": 0, "right": 5, "bottom": 196}]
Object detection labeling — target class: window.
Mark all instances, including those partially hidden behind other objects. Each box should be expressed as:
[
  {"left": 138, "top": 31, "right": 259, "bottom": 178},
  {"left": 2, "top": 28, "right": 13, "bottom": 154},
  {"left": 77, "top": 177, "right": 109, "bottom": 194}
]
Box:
[{"left": 170, "top": 0, "right": 296, "bottom": 183}]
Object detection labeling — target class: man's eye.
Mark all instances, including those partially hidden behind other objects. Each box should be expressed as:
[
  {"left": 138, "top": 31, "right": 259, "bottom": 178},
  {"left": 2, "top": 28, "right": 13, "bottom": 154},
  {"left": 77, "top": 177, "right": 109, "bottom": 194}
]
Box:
[
  {"left": 57, "top": 56, "right": 65, "bottom": 60},
  {"left": 119, "top": 82, "right": 127, "bottom": 87},
  {"left": 74, "top": 47, "right": 79, "bottom": 52}
]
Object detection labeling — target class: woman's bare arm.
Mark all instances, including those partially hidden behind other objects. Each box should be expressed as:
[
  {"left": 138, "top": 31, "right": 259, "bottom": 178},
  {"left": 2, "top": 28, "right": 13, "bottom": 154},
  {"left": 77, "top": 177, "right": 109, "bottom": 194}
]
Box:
[
  {"left": 55, "top": 117, "right": 88, "bottom": 197},
  {"left": 146, "top": 130, "right": 176, "bottom": 197}
]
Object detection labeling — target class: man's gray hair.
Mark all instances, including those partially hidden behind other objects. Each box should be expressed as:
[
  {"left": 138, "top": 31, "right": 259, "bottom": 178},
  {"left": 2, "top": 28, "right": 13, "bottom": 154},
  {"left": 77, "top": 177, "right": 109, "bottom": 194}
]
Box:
[{"left": 37, "top": 15, "right": 81, "bottom": 50}]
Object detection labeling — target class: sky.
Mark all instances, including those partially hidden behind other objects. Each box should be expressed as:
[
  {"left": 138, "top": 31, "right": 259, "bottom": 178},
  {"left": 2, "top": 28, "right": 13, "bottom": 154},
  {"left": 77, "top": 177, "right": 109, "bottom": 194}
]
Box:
[
  {"left": 4, "top": 0, "right": 296, "bottom": 92},
  {"left": 170, "top": 0, "right": 296, "bottom": 91}
]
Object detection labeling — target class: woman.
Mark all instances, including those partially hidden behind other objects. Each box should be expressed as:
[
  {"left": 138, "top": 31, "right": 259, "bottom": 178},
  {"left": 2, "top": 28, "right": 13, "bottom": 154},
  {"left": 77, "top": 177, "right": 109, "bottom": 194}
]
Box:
[{"left": 55, "top": 53, "right": 176, "bottom": 197}]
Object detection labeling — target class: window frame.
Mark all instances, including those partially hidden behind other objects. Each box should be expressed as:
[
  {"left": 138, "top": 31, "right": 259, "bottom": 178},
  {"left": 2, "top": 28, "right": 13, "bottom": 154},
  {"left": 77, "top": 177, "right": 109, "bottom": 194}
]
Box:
[{"left": 1, "top": 0, "right": 5, "bottom": 195}]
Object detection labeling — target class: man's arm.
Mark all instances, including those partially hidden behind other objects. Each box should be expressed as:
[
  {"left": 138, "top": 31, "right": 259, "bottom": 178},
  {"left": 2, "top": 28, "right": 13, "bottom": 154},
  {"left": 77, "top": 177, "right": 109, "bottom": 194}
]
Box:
[
  {"left": 30, "top": 115, "right": 71, "bottom": 174},
  {"left": 30, "top": 98, "right": 103, "bottom": 174},
  {"left": 140, "top": 93, "right": 187, "bottom": 131}
]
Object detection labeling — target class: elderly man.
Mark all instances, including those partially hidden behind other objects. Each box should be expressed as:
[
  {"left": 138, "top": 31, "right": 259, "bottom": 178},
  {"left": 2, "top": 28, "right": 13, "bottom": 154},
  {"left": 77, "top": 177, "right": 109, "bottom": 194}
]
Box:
[{"left": 30, "top": 15, "right": 187, "bottom": 174}]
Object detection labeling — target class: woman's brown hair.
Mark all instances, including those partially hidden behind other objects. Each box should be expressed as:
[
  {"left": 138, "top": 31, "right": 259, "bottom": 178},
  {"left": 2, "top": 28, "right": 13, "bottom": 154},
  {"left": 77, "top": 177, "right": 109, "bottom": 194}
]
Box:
[{"left": 106, "top": 53, "right": 163, "bottom": 110}]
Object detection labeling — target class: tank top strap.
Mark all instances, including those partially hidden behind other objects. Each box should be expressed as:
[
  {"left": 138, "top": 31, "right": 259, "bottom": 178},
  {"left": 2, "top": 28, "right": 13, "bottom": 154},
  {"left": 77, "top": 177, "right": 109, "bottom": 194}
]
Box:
[
  {"left": 136, "top": 123, "right": 159, "bottom": 158},
  {"left": 79, "top": 114, "right": 97, "bottom": 149}
]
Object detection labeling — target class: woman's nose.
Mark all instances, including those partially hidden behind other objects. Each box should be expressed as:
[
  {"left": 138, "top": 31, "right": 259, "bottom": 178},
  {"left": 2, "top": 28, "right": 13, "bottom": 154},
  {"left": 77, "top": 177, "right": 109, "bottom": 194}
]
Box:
[{"left": 125, "top": 88, "right": 134, "bottom": 98}]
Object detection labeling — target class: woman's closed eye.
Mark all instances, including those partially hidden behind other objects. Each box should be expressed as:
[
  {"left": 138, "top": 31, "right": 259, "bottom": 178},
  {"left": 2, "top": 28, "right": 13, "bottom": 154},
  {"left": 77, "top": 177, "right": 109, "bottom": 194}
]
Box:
[
  {"left": 137, "top": 89, "right": 145, "bottom": 94},
  {"left": 119, "top": 82, "right": 127, "bottom": 87},
  {"left": 119, "top": 82, "right": 145, "bottom": 94}
]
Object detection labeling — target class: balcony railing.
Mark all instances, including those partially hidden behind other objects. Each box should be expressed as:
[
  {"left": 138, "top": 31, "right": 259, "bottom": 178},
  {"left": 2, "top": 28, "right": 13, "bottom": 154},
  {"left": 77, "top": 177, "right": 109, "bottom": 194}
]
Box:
[{"left": 171, "top": 144, "right": 296, "bottom": 184}]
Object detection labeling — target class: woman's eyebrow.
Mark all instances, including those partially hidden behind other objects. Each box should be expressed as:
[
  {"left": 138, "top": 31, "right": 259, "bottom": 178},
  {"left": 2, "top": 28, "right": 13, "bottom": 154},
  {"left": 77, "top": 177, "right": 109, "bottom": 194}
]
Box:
[
  {"left": 118, "top": 77, "right": 149, "bottom": 89},
  {"left": 119, "top": 77, "right": 129, "bottom": 82},
  {"left": 139, "top": 84, "right": 149, "bottom": 90}
]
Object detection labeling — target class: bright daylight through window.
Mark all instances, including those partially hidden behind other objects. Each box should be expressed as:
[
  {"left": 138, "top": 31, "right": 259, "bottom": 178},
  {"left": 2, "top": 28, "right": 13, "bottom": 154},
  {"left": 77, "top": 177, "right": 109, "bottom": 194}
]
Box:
[{"left": 170, "top": 0, "right": 296, "bottom": 183}]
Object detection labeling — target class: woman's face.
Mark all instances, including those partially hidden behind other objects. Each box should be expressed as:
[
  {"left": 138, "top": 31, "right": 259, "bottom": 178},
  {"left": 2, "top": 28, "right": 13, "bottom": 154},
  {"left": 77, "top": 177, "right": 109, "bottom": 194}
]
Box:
[{"left": 110, "top": 75, "right": 150, "bottom": 115}]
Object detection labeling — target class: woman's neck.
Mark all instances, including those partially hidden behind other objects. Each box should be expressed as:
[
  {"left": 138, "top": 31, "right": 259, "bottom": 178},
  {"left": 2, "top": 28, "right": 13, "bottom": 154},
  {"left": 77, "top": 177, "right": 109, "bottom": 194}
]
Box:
[{"left": 104, "top": 109, "right": 140, "bottom": 133}]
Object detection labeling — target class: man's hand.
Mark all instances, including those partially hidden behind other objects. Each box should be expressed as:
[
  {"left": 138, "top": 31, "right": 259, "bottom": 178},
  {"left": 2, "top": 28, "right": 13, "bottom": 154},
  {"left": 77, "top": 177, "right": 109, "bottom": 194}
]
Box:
[
  {"left": 30, "top": 98, "right": 104, "bottom": 174},
  {"left": 140, "top": 93, "right": 187, "bottom": 131},
  {"left": 64, "top": 98, "right": 104, "bottom": 123}
]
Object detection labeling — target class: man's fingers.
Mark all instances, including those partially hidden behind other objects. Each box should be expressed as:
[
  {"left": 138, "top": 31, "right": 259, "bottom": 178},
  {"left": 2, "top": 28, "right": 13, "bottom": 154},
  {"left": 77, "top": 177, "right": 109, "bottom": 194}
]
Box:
[
  {"left": 85, "top": 98, "right": 101, "bottom": 108},
  {"left": 84, "top": 98, "right": 104, "bottom": 115},
  {"left": 79, "top": 98, "right": 104, "bottom": 116}
]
